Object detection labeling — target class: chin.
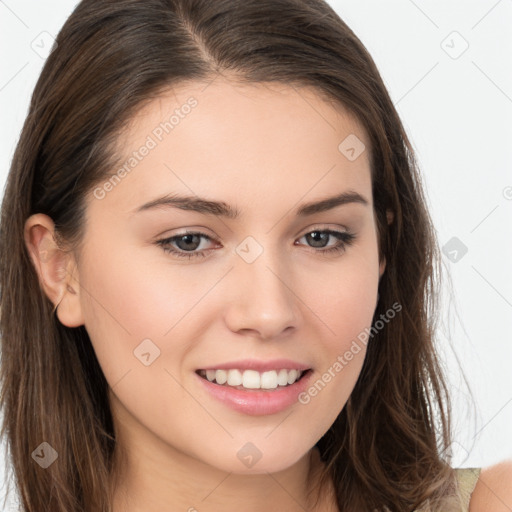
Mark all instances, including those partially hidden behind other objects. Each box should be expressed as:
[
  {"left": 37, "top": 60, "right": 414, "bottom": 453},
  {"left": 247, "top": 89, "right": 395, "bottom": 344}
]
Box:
[{"left": 197, "top": 437, "right": 312, "bottom": 475}]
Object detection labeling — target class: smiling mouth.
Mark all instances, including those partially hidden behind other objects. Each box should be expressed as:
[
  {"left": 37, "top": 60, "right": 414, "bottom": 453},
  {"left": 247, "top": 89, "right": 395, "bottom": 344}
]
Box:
[{"left": 196, "top": 368, "right": 311, "bottom": 391}]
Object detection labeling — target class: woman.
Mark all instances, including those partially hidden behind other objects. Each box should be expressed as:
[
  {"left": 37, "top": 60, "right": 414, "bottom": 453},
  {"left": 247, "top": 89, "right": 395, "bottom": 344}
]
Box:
[{"left": 0, "top": 0, "right": 510, "bottom": 510}]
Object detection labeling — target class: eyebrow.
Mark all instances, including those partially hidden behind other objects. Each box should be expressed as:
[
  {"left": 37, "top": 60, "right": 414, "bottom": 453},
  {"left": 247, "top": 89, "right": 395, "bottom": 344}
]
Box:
[{"left": 131, "top": 190, "right": 369, "bottom": 219}]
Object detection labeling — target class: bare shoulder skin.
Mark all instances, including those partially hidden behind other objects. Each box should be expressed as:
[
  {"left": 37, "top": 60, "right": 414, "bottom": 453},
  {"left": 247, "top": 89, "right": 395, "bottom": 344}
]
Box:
[{"left": 469, "top": 460, "right": 512, "bottom": 512}]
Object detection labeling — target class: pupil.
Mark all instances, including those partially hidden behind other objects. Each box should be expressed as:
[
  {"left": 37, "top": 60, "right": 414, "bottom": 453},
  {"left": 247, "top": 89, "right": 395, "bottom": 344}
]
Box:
[
  {"left": 309, "top": 231, "right": 327, "bottom": 248},
  {"left": 179, "top": 234, "right": 199, "bottom": 250}
]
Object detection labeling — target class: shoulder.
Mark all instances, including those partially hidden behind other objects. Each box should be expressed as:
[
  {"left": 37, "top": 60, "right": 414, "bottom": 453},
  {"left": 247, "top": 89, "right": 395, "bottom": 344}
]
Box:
[{"left": 469, "top": 459, "right": 512, "bottom": 512}]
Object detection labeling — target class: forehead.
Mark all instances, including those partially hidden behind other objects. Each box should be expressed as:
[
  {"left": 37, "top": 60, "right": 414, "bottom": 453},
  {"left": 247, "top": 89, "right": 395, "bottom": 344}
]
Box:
[{"left": 91, "top": 78, "right": 372, "bottom": 217}]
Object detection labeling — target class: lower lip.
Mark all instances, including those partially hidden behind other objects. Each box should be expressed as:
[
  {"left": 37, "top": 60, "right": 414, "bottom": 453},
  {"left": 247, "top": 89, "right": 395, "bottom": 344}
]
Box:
[{"left": 195, "top": 370, "right": 313, "bottom": 416}]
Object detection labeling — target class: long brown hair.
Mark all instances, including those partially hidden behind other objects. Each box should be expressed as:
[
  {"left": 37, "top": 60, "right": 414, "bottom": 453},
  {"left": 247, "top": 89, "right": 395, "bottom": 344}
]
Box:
[{"left": 1, "top": 0, "right": 459, "bottom": 510}]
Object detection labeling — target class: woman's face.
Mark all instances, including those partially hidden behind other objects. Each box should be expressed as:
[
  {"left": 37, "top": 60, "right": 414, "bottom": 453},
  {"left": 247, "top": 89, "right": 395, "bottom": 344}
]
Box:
[{"left": 71, "top": 78, "right": 385, "bottom": 474}]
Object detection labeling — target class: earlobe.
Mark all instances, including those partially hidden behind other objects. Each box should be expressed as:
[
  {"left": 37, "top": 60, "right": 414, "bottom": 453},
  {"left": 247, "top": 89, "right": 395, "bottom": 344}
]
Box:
[{"left": 24, "top": 213, "right": 85, "bottom": 328}]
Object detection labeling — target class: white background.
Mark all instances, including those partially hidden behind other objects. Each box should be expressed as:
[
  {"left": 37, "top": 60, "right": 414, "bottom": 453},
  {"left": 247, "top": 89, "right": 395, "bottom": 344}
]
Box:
[{"left": 1, "top": 0, "right": 511, "bottom": 508}]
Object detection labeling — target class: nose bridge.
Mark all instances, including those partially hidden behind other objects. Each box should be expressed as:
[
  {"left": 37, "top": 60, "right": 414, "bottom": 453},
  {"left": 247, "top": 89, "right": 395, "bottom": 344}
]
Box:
[{"left": 225, "top": 234, "right": 299, "bottom": 337}]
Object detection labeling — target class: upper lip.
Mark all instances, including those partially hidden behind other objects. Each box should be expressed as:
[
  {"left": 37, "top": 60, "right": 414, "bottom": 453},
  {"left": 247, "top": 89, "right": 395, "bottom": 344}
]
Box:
[{"left": 198, "top": 359, "right": 311, "bottom": 372}]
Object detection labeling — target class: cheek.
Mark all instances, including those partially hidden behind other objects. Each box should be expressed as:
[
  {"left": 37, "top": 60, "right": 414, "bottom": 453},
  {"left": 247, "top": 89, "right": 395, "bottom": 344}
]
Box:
[
  {"left": 305, "top": 251, "right": 380, "bottom": 352},
  {"left": 79, "top": 235, "right": 199, "bottom": 336},
  {"left": 76, "top": 237, "right": 172, "bottom": 382},
  {"left": 77, "top": 235, "right": 226, "bottom": 385},
  {"left": 296, "top": 248, "right": 379, "bottom": 425}
]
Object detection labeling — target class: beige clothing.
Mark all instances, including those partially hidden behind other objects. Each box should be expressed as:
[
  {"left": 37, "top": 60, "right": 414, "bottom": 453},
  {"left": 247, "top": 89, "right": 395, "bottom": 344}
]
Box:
[
  {"left": 413, "top": 468, "right": 481, "bottom": 512},
  {"left": 413, "top": 468, "right": 481, "bottom": 511},
  {"left": 454, "top": 467, "right": 481, "bottom": 510}
]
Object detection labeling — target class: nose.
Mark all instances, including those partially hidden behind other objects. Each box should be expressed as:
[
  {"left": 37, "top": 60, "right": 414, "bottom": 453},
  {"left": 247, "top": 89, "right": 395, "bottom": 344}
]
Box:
[{"left": 223, "top": 245, "right": 301, "bottom": 340}]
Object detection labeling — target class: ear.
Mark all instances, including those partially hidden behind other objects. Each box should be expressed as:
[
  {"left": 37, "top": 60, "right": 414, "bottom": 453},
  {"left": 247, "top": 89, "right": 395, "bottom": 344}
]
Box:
[
  {"left": 378, "top": 209, "right": 394, "bottom": 280},
  {"left": 24, "top": 213, "right": 85, "bottom": 327},
  {"left": 379, "top": 256, "right": 386, "bottom": 279}
]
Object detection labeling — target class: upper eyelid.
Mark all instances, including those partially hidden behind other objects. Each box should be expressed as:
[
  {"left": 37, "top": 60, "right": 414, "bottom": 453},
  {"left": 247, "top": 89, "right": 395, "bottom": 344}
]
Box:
[
  {"left": 161, "top": 225, "right": 350, "bottom": 241},
  {"left": 164, "top": 223, "right": 351, "bottom": 238}
]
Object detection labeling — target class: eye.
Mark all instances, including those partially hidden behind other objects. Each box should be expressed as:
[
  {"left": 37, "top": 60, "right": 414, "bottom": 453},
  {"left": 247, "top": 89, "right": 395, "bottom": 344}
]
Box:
[
  {"left": 156, "top": 231, "right": 215, "bottom": 260},
  {"left": 156, "top": 228, "right": 356, "bottom": 260},
  {"left": 295, "top": 229, "right": 356, "bottom": 256}
]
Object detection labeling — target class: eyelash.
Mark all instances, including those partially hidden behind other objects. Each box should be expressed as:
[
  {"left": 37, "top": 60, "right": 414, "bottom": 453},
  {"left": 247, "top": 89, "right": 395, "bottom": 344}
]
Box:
[{"left": 156, "top": 228, "right": 356, "bottom": 260}]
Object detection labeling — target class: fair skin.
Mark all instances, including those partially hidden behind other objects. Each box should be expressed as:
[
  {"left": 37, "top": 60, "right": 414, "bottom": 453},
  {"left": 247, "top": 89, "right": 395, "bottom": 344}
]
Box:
[
  {"left": 470, "top": 461, "right": 512, "bottom": 512},
  {"left": 24, "top": 78, "right": 511, "bottom": 511}
]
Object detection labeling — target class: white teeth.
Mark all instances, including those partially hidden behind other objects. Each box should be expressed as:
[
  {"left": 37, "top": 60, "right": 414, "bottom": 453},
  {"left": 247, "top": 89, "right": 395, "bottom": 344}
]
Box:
[
  {"left": 200, "top": 368, "right": 305, "bottom": 390},
  {"left": 242, "top": 370, "right": 260, "bottom": 389},
  {"left": 227, "top": 369, "right": 242, "bottom": 386},
  {"left": 215, "top": 369, "right": 227, "bottom": 385},
  {"left": 287, "top": 369, "right": 298, "bottom": 384},
  {"left": 277, "top": 369, "right": 288, "bottom": 386},
  {"left": 261, "top": 371, "right": 278, "bottom": 389}
]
